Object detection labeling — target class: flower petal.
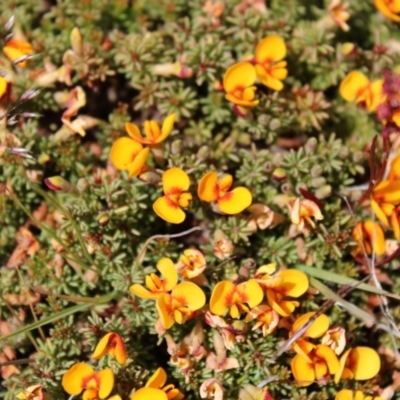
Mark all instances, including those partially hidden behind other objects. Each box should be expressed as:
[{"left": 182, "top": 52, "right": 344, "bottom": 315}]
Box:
[
  {"left": 0, "top": 77, "right": 7, "bottom": 98},
  {"left": 129, "top": 283, "right": 159, "bottom": 299},
  {"left": 210, "top": 281, "right": 234, "bottom": 315},
  {"left": 125, "top": 122, "right": 144, "bottom": 141},
  {"left": 347, "top": 347, "right": 381, "bottom": 380},
  {"left": 198, "top": 171, "right": 219, "bottom": 202},
  {"left": 92, "top": 332, "right": 113, "bottom": 360},
  {"left": 255, "top": 35, "right": 287, "bottom": 63},
  {"left": 291, "top": 354, "right": 315, "bottom": 387},
  {"left": 374, "top": 0, "right": 400, "bottom": 22},
  {"left": 371, "top": 199, "right": 389, "bottom": 226},
  {"left": 157, "top": 294, "right": 175, "bottom": 329},
  {"left": 335, "top": 389, "right": 354, "bottom": 400},
  {"left": 223, "top": 62, "right": 257, "bottom": 92},
  {"left": 131, "top": 388, "right": 168, "bottom": 400},
  {"left": 241, "top": 279, "right": 264, "bottom": 308},
  {"left": 339, "top": 71, "right": 370, "bottom": 102},
  {"left": 278, "top": 269, "right": 309, "bottom": 297},
  {"left": 110, "top": 137, "right": 143, "bottom": 171},
  {"left": 97, "top": 368, "right": 114, "bottom": 399},
  {"left": 153, "top": 196, "right": 186, "bottom": 224},
  {"left": 159, "top": 114, "right": 176, "bottom": 143},
  {"left": 157, "top": 257, "right": 178, "bottom": 292},
  {"left": 363, "top": 220, "right": 386, "bottom": 256},
  {"left": 163, "top": 167, "right": 190, "bottom": 193},
  {"left": 146, "top": 367, "right": 167, "bottom": 389},
  {"left": 127, "top": 147, "right": 150, "bottom": 177},
  {"left": 315, "top": 345, "right": 340, "bottom": 374},
  {"left": 218, "top": 187, "right": 252, "bottom": 214},
  {"left": 172, "top": 281, "right": 206, "bottom": 311},
  {"left": 62, "top": 363, "right": 94, "bottom": 395},
  {"left": 292, "top": 312, "right": 330, "bottom": 339}
]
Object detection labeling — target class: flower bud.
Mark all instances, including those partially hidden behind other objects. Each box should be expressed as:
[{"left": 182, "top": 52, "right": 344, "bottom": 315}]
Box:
[
  {"left": 97, "top": 214, "right": 110, "bottom": 227},
  {"left": 271, "top": 168, "right": 287, "bottom": 182},
  {"left": 231, "top": 320, "right": 248, "bottom": 334},
  {"left": 76, "top": 178, "right": 89, "bottom": 193},
  {"left": 340, "top": 42, "right": 356, "bottom": 56},
  {"left": 315, "top": 184, "right": 332, "bottom": 199},
  {"left": 70, "top": 27, "right": 83, "bottom": 56},
  {"left": 138, "top": 171, "right": 161, "bottom": 185},
  {"left": 44, "top": 176, "right": 75, "bottom": 193}
]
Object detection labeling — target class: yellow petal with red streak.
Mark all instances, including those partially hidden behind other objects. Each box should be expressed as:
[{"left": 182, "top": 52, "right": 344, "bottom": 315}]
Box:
[
  {"left": 223, "top": 62, "right": 257, "bottom": 92},
  {"left": 218, "top": 187, "right": 252, "bottom": 214},
  {"left": 198, "top": 171, "right": 219, "bottom": 202},
  {"left": 255, "top": 35, "right": 287, "bottom": 63},
  {"left": 62, "top": 363, "right": 94, "bottom": 395},
  {"left": 163, "top": 167, "right": 190, "bottom": 193},
  {"left": 153, "top": 196, "right": 186, "bottom": 224},
  {"left": 339, "top": 71, "right": 370, "bottom": 102}
]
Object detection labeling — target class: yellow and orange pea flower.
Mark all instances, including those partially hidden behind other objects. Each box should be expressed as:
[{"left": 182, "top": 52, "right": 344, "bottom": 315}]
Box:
[
  {"left": 156, "top": 281, "right": 206, "bottom": 329},
  {"left": 125, "top": 114, "right": 175, "bottom": 145},
  {"left": 351, "top": 220, "right": 386, "bottom": 258},
  {"left": 197, "top": 171, "right": 252, "bottom": 215},
  {"left": 245, "top": 304, "right": 280, "bottom": 337},
  {"left": 62, "top": 362, "right": 114, "bottom": 399},
  {"left": 223, "top": 61, "right": 259, "bottom": 108},
  {"left": 129, "top": 257, "right": 178, "bottom": 299},
  {"left": 153, "top": 167, "right": 193, "bottom": 224},
  {"left": 254, "top": 264, "right": 309, "bottom": 317},
  {"left": 374, "top": 0, "right": 400, "bottom": 22},
  {"left": 336, "top": 390, "right": 384, "bottom": 400},
  {"left": 131, "top": 367, "right": 183, "bottom": 400},
  {"left": 287, "top": 198, "right": 323, "bottom": 233},
  {"left": 3, "top": 39, "right": 33, "bottom": 68},
  {"left": 253, "top": 34, "right": 288, "bottom": 91},
  {"left": 175, "top": 248, "right": 206, "bottom": 279},
  {"left": 339, "top": 71, "right": 385, "bottom": 112},
  {"left": 334, "top": 346, "right": 381, "bottom": 383},
  {"left": 209, "top": 279, "right": 264, "bottom": 318},
  {"left": 92, "top": 332, "right": 127, "bottom": 365}
]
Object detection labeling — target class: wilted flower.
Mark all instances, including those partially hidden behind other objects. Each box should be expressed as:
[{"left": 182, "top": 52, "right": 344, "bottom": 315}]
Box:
[
  {"left": 205, "top": 331, "right": 239, "bottom": 372},
  {"left": 210, "top": 279, "right": 263, "bottom": 318},
  {"left": 130, "top": 367, "right": 183, "bottom": 400},
  {"left": 287, "top": 198, "right": 323, "bottom": 233},
  {"left": 334, "top": 347, "right": 381, "bottom": 383},
  {"left": 157, "top": 282, "right": 206, "bottom": 329},
  {"left": 125, "top": 114, "right": 175, "bottom": 145},
  {"left": 321, "top": 327, "right": 346, "bottom": 355},
  {"left": 200, "top": 378, "right": 224, "bottom": 400},
  {"left": 62, "top": 363, "right": 114, "bottom": 399},
  {"left": 153, "top": 168, "right": 193, "bottom": 224},
  {"left": 245, "top": 304, "right": 279, "bottom": 337},
  {"left": 254, "top": 35, "right": 288, "bottom": 91},
  {"left": 92, "top": 332, "right": 127, "bottom": 365},
  {"left": 198, "top": 171, "right": 252, "bottom": 214},
  {"left": 213, "top": 229, "right": 234, "bottom": 260},
  {"left": 130, "top": 257, "right": 178, "bottom": 299},
  {"left": 339, "top": 71, "right": 384, "bottom": 112},
  {"left": 176, "top": 249, "right": 206, "bottom": 279},
  {"left": 246, "top": 203, "right": 284, "bottom": 232}
]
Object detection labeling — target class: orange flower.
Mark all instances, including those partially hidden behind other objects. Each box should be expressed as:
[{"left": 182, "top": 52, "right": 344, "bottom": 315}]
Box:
[
  {"left": 131, "top": 367, "right": 183, "bottom": 400},
  {"left": 153, "top": 168, "right": 193, "bottom": 224},
  {"left": 92, "top": 332, "right": 127, "bottom": 365},
  {"left": 125, "top": 114, "right": 175, "bottom": 145},
  {"left": 287, "top": 198, "right": 323, "bottom": 232},
  {"left": 334, "top": 347, "right": 381, "bottom": 383},
  {"left": 254, "top": 35, "right": 288, "bottom": 91},
  {"left": 245, "top": 304, "right": 279, "bottom": 337},
  {"left": 209, "top": 279, "right": 263, "bottom": 318},
  {"left": 339, "top": 71, "right": 384, "bottom": 112},
  {"left": 291, "top": 344, "right": 340, "bottom": 387},
  {"left": 3, "top": 40, "right": 33, "bottom": 68},
  {"left": 156, "top": 282, "right": 206, "bottom": 329},
  {"left": 374, "top": 0, "right": 400, "bottom": 22},
  {"left": 254, "top": 264, "right": 309, "bottom": 317},
  {"left": 62, "top": 363, "right": 114, "bottom": 399},
  {"left": 176, "top": 249, "right": 206, "bottom": 279},
  {"left": 198, "top": 171, "right": 252, "bottom": 214},
  {"left": 223, "top": 62, "right": 259, "bottom": 107},
  {"left": 388, "top": 153, "right": 400, "bottom": 181},
  {"left": 109, "top": 137, "right": 149, "bottom": 178},
  {"left": 335, "top": 390, "right": 384, "bottom": 400},
  {"left": 371, "top": 180, "right": 400, "bottom": 226},
  {"left": 351, "top": 221, "right": 386, "bottom": 257},
  {"left": 130, "top": 257, "right": 178, "bottom": 299}
]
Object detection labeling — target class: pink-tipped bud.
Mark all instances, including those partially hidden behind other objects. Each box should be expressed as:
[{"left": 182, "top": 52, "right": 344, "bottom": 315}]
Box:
[{"left": 44, "top": 176, "right": 75, "bottom": 193}]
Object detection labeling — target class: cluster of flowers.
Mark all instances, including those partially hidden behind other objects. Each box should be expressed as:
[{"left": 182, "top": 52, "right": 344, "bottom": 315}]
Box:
[{"left": 222, "top": 34, "right": 287, "bottom": 116}]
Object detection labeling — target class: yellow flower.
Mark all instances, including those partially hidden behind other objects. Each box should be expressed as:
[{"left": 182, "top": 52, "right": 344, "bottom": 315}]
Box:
[
  {"left": 371, "top": 180, "right": 400, "bottom": 226},
  {"left": 125, "top": 114, "right": 175, "bottom": 145},
  {"left": 334, "top": 347, "right": 381, "bottom": 383},
  {"left": 92, "top": 332, "right": 127, "bottom": 365},
  {"left": 335, "top": 390, "right": 384, "bottom": 400},
  {"left": 287, "top": 198, "right": 323, "bottom": 232},
  {"left": 131, "top": 367, "right": 183, "bottom": 400},
  {"left": 245, "top": 304, "right": 279, "bottom": 337},
  {"left": 291, "top": 344, "right": 340, "bottom": 387},
  {"left": 109, "top": 137, "right": 149, "bottom": 178},
  {"left": 339, "top": 71, "right": 384, "bottom": 112},
  {"left": 0, "top": 76, "right": 8, "bottom": 99},
  {"left": 176, "top": 249, "right": 206, "bottom": 279},
  {"left": 390, "top": 205, "right": 400, "bottom": 239},
  {"left": 16, "top": 385, "right": 46, "bottom": 400},
  {"left": 153, "top": 168, "right": 193, "bottom": 224},
  {"left": 254, "top": 35, "right": 288, "bottom": 91},
  {"left": 156, "top": 281, "right": 206, "bottom": 329},
  {"left": 130, "top": 257, "right": 178, "bottom": 299},
  {"left": 388, "top": 153, "right": 400, "bottom": 181},
  {"left": 254, "top": 264, "right": 309, "bottom": 317},
  {"left": 3, "top": 40, "right": 33, "bottom": 68},
  {"left": 209, "top": 279, "right": 263, "bottom": 318},
  {"left": 223, "top": 61, "right": 259, "bottom": 107},
  {"left": 351, "top": 221, "right": 386, "bottom": 257},
  {"left": 374, "top": 0, "right": 400, "bottom": 22},
  {"left": 198, "top": 171, "right": 252, "bottom": 214},
  {"left": 62, "top": 362, "right": 114, "bottom": 399}
]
